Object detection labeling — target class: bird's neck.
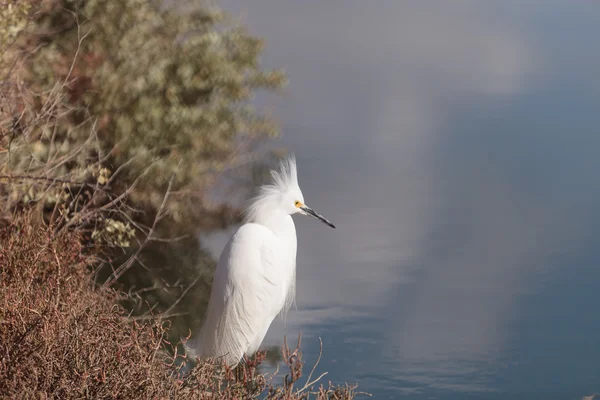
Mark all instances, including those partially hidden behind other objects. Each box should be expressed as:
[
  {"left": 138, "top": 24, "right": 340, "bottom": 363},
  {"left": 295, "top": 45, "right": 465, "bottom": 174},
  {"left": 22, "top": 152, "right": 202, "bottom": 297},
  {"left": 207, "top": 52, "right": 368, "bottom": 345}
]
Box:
[
  {"left": 245, "top": 194, "right": 297, "bottom": 246},
  {"left": 256, "top": 210, "right": 296, "bottom": 239}
]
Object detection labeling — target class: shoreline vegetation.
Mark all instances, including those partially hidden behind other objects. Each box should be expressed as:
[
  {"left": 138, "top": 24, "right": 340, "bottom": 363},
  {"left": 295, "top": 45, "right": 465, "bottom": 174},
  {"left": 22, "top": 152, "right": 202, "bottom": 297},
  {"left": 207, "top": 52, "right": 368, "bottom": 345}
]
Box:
[{"left": 0, "top": 1, "right": 363, "bottom": 398}]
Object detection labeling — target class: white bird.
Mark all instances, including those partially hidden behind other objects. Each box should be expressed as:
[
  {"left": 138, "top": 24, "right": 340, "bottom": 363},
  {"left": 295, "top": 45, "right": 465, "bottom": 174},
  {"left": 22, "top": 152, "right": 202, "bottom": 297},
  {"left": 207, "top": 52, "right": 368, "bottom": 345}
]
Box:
[{"left": 185, "top": 155, "right": 335, "bottom": 366}]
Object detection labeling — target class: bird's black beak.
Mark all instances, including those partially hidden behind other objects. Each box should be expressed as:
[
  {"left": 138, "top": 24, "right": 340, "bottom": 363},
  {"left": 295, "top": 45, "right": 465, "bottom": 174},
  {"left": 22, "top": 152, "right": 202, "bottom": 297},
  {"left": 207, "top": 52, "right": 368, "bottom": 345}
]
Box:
[{"left": 301, "top": 206, "right": 336, "bottom": 228}]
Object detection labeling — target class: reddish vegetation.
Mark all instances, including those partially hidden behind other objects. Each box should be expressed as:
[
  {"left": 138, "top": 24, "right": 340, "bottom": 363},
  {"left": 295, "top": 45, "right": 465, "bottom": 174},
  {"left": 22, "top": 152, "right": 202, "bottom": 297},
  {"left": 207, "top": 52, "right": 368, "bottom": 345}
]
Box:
[
  {"left": 0, "top": 215, "right": 177, "bottom": 398},
  {"left": 0, "top": 214, "right": 361, "bottom": 399}
]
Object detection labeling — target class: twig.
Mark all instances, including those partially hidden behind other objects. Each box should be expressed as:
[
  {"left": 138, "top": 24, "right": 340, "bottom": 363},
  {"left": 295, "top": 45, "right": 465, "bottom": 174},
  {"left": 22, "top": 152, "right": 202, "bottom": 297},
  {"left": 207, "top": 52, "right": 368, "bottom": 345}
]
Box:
[
  {"left": 297, "top": 336, "right": 328, "bottom": 394},
  {"left": 0, "top": 174, "right": 111, "bottom": 192},
  {"left": 161, "top": 273, "right": 202, "bottom": 320},
  {"left": 125, "top": 312, "right": 189, "bottom": 321},
  {"left": 101, "top": 160, "right": 180, "bottom": 288}
]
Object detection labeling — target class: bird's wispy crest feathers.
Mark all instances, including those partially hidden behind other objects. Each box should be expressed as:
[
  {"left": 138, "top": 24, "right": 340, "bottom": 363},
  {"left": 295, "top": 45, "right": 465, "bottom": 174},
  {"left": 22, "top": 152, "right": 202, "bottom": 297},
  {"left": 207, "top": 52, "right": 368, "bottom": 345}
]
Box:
[
  {"left": 244, "top": 154, "right": 298, "bottom": 224},
  {"left": 269, "top": 154, "right": 298, "bottom": 191}
]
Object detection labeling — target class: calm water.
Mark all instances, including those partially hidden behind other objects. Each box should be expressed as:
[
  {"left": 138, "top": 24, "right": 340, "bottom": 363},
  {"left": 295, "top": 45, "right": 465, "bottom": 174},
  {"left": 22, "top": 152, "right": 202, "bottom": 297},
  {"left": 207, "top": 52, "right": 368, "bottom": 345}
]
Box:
[{"left": 204, "top": 2, "right": 600, "bottom": 398}]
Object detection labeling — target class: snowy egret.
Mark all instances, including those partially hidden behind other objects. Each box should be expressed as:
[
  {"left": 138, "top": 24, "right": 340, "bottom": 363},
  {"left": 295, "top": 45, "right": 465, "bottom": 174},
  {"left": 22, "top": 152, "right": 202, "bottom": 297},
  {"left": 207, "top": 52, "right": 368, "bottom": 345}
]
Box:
[{"left": 186, "top": 155, "right": 335, "bottom": 366}]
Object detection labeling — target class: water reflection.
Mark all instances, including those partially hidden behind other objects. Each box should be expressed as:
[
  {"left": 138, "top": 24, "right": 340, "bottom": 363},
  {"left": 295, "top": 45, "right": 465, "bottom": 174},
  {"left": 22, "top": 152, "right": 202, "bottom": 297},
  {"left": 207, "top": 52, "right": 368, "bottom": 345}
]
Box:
[{"left": 202, "top": 1, "right": 600, "bottom": 398}]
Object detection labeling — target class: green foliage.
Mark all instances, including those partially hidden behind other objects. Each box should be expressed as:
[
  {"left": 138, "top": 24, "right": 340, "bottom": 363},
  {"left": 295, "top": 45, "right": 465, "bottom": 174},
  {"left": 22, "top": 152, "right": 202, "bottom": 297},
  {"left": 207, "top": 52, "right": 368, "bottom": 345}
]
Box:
[
  {"left": 1, "top": 0, "right": 285, "bottom": 345},
  {"left": 91, "top": 218, "right": 135, "bottom": 247},
  {"left": 0, "top": 1, "right": 32, "bottom": 56},
  {"left": 22, "top": 0, "right": 286, "bottom": 231}
]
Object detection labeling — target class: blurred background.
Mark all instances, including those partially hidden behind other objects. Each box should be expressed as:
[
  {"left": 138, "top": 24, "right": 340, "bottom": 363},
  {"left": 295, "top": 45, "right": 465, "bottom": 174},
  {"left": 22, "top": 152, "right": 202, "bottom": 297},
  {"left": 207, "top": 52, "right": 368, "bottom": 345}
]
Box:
[
  {"left": 3, "top": 1, "right": 599, "bottom": 399},
  {"left": 206, "top": 1, "right": 600, "bottom": 399}
]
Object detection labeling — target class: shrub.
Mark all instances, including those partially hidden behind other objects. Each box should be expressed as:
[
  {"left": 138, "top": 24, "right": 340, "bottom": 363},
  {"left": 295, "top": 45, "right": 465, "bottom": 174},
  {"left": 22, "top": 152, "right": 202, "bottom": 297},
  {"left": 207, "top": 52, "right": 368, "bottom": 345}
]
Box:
[
  {"left": 0, "top": 214, "right": 360, "bottom": 399},
  {"left": 0, "top": 2, "right": 363, "bottom": 398},
  {"left": 4, "top": 0, "right": 286, "bottom": 234},
  {"left": 0, "top": 214, "right": 177, "bottom": 398},
  {"left": 1, "top": 0, "right": 284, "bottom": 345}
]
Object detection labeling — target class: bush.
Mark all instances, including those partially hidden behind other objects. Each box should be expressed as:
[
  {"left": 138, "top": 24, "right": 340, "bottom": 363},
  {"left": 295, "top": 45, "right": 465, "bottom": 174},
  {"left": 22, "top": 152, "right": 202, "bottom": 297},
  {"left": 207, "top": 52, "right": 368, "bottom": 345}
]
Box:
[
  {"left": 0, "top": 2, "right": 363, "bottom": 398},
  {"left": 4, "top": 0, "right": 286, "bottom": 233},
  {"left": 0, "top": 214, "right": 360, "bottom": 399},
  {"left": 0, "top": 214, "right": 176, "bottom": 398},
  {"left": 1, "top": 0, "right": 284, "bottom": 347}
]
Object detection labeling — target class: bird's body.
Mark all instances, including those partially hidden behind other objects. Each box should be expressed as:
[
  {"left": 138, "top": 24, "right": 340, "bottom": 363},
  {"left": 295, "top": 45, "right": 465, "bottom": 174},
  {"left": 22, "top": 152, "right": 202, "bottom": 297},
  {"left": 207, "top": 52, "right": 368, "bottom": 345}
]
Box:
[
  {"left": 195, "top": 221, "right": 297, "bottom": 365},
  {"left": 186, "top": 155, "right": 334, "bottom": 366}
]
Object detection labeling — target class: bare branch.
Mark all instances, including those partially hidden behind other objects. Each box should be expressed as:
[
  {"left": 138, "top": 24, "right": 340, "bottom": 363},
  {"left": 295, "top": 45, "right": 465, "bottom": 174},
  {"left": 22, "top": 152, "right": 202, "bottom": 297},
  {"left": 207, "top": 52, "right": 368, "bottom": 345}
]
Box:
[
  {"left": 101, "top": 160, "right": 180, "bottom": 288},
  {"left": 161, "top": 273, "right": 203, "bottom": 320}
]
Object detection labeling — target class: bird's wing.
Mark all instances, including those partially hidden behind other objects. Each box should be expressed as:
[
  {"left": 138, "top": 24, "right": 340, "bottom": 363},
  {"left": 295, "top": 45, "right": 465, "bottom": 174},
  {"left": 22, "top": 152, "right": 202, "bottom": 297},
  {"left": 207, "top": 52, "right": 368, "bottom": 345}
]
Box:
[{"left": 193, "top": 223, "right": 284, "bottom": 365}]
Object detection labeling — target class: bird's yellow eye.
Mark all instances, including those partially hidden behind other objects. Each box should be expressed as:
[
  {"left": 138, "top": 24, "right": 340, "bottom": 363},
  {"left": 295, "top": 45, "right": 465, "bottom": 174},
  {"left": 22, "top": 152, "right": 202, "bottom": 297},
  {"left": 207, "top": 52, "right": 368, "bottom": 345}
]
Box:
[{"left": 294, "top": 200, "right": 303, "bottom": 208}]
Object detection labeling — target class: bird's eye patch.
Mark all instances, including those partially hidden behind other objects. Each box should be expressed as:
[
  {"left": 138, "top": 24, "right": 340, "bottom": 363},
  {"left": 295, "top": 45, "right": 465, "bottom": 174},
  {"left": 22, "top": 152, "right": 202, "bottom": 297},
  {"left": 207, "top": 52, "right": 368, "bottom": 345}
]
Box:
[{"left": 294, "top": 201, "right": 303, "bottom": 208}]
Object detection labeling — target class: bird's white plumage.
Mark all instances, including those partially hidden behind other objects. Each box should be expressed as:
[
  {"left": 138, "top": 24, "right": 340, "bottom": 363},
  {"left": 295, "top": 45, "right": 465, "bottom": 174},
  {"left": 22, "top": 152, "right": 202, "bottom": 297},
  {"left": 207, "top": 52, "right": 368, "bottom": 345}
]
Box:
[
  {"left": 186, "top": 155, "right": 333, "bottom": 366},
  {"left": 190, "top": 222, "right": 296, "bottom": 365}
]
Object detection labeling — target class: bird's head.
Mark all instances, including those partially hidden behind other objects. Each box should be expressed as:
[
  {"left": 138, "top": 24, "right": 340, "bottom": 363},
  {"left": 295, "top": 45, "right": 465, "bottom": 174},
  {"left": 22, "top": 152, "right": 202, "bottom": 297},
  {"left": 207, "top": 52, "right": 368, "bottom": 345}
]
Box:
[{"left": 245, "top": 155, "right": 335, "bottom": 228}]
